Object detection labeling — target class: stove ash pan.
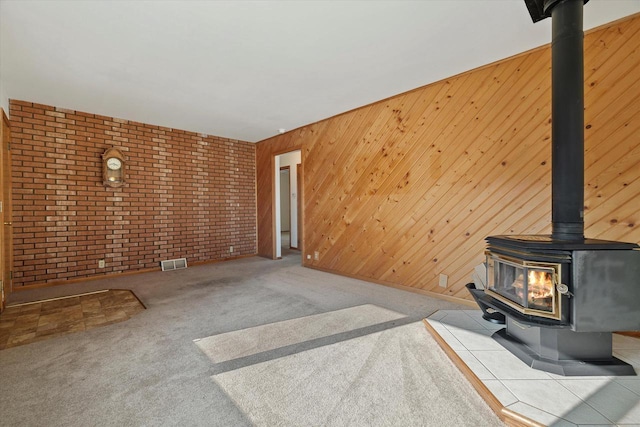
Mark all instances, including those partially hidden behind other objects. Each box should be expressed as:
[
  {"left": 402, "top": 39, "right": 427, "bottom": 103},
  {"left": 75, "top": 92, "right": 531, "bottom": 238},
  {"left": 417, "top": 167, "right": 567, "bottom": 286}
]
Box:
[{"left": 483, "top": 235, "right": 640, "bottom": 333}]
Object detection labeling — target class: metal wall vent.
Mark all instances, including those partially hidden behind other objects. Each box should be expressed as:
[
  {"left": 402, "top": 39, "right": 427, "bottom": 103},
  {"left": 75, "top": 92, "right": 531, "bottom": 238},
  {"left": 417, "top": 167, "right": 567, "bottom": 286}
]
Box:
[{"left": 161, "top": 258, "right": 188, "bottom": 272}]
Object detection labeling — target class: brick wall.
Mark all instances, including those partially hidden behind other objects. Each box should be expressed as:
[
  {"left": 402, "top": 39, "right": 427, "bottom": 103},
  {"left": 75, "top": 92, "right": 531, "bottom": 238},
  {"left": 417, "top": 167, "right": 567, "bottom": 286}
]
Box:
[{"left": 9, "top": 100, "right": 257, "bottom": 287}]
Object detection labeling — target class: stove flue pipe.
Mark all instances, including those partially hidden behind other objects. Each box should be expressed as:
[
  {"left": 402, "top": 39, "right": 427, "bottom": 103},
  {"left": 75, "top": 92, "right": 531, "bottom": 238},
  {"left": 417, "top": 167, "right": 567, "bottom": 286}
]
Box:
[
  {"left": 549, "top": 0, "right": 585, "bottom": 241},
  {"left": 525, "top": 0, "right": 587, "bottom": 241}
]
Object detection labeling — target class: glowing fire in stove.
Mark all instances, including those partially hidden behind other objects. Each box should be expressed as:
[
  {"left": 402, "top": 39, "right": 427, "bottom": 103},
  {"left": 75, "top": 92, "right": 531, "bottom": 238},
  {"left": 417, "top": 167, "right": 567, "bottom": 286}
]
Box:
[
  {"left": 512, "top": 270, "right": 554, "bottom": 307},
  {"left": 528, "top": 270, "right": 554, "bottom": 299}
]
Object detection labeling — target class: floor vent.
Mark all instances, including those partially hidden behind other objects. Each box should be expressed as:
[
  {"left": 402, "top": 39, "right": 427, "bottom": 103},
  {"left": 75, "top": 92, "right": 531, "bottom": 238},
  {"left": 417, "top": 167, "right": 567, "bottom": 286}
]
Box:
[{"left": 161, "top": 258, "right": 188, "bottom": 272}]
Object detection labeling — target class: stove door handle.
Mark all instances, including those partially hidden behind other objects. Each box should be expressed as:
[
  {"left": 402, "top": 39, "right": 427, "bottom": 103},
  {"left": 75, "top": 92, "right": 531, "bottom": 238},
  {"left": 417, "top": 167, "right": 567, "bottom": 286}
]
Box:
[{"left": 557, "top": 283, "right": 572, "bottom": 297}]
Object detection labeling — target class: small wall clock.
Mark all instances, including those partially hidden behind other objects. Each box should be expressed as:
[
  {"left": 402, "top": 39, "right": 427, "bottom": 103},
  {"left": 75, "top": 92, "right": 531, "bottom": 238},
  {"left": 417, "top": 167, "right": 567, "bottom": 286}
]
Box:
[{"left": 102, "top": 147, "right": 126, "bottom": 187}]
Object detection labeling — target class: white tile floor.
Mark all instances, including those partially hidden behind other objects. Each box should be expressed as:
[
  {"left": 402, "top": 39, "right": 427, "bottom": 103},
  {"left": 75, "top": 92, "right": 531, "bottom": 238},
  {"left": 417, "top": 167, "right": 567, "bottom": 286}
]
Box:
[{"left": 426, "top": 310, "right": 640, "bottom": 427}]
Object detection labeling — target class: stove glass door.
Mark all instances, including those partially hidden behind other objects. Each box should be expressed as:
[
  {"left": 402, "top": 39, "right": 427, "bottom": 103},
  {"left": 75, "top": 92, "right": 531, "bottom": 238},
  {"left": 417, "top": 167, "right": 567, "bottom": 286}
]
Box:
[{"left": 487, "top": 254, "right": 559, "bottom": 316}]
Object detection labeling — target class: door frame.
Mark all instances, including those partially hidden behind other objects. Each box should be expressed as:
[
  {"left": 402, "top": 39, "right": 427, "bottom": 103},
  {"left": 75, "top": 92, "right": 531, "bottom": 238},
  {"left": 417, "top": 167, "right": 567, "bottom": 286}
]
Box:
[
  {"left": 0, "top": 108, "right": 12, "bottom": 311},
  {"left": 272, "top": 149, "right": 302, "bottom": 260},
  {"left": 279, "top": 166, "right": 291, "bottom": 241},
  {"left": 293, "top": 163, "right": 301, "bottom": 251}
]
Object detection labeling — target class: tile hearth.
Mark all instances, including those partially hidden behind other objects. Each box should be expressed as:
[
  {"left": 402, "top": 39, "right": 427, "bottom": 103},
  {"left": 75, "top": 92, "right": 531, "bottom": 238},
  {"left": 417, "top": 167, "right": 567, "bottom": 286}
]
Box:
[{"left": 425, "top": 310, "right": 640, "bottom": 427}]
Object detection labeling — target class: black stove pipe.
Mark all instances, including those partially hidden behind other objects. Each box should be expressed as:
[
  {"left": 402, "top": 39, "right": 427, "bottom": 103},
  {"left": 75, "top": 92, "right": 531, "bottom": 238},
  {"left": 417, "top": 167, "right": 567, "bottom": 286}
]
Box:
[
  {"left": 547, "top": 0, "right": 585, "bottom": 241},
  {"left": 525, "top": 0, "right": 587, "bottom": 241}
]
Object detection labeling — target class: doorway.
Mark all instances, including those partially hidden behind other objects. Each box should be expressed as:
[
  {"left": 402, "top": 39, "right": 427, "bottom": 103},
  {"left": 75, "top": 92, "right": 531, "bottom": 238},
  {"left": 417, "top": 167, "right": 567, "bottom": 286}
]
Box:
[
  {"left": 0, "top": 109, "right": 12, "bottom": 312},
  {"left": 280, "top": 166, "right": 291, "bottom": 251},
  {"left": 274, "top": 150, "right": 301, "bottom": 259}
]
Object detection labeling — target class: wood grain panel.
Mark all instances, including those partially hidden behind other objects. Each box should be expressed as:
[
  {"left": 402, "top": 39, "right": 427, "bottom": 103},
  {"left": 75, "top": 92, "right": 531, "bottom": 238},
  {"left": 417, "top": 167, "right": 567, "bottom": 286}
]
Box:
[
  {"left": 256, "top": 15, "right": 640, "bottom": 302},
  {"left": 1, "top": 109, "right": 12, "bottom": 310}
]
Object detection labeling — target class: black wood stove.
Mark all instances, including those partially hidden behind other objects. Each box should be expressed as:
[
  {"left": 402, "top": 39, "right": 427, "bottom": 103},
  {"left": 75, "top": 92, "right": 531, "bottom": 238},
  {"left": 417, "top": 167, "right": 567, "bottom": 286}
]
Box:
[{"left": 467, "top": 0, "right": 640, "bottom": 376}]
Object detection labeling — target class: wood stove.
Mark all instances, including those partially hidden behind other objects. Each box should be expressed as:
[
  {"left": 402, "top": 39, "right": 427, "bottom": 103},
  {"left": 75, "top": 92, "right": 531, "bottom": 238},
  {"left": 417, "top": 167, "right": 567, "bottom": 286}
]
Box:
[
  {"left": 468, "top": 0, "right": 640, "bottom": 376},
  {"left": 470, "top": 235, "right": 640, "bottom": 376}
]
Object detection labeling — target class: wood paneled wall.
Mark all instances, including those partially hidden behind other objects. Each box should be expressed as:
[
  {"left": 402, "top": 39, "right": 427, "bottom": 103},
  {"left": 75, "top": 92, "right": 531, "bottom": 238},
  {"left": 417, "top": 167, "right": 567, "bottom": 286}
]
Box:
[{"left": 256, "top": 15, "right": 640, "bottom": 303}]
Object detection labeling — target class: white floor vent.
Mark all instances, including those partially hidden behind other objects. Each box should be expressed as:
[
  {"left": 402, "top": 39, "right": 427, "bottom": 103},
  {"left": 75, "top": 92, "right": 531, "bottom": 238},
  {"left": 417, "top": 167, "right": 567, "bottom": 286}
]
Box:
[{"left": 161, "top": 258, "right": 188, "bottom": 272}]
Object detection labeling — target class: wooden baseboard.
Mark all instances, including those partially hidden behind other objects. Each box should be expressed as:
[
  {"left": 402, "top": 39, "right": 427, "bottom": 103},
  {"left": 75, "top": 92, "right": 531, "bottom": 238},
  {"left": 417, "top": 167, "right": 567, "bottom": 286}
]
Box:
[
  {"left": 617, "top": 331, "right": 640, "bottom": 338},
  {"left": 6, "top": 290, "right": 109, "bottom": 307},
  {"left": 14, "top": 254, "right": 257, "bottom": 291},
  {"left": 189, "top": 253, "right": 256, "bottom": 267},
  {"left": 14, "top": 267, "right": 161, "bottom": 291},
  {"left": 305, "top": 264, "right": 477, "bottom": 308},
  {"left": 422, "top": 319, "right": 544, "bottom": 427}
]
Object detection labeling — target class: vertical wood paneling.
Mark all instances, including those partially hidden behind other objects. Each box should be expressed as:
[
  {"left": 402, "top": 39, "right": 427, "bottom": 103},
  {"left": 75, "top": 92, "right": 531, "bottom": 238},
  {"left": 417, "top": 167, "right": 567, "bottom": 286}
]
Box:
[
  {"left": 1, "top": 109, "right": 13, "bottom": 308},
  {"left": 256, "top": 15, "right": 640, "bottom": 302}
]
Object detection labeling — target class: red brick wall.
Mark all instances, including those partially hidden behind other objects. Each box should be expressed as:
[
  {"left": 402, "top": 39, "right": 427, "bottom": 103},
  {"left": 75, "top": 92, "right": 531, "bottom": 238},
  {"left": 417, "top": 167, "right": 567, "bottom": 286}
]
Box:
[{"left": 9, "top": 100, "right": 257, "bottom": 287}]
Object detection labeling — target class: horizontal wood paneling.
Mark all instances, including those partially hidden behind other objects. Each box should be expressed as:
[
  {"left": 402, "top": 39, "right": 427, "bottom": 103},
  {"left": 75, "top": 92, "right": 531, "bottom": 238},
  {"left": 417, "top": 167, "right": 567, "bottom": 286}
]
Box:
[{"left": 256, "top": 15, "right": 640, "bottom": 302}]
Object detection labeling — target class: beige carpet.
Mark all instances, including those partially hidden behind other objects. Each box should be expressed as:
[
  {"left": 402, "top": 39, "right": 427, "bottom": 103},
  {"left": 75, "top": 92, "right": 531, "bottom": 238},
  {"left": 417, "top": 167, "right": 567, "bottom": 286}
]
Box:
[
  {"left": 1, "top": 254, "right": 500, "bottom": 426},
  {"left": 209, "top": 320, "right": 503, "bottom": 426},
  {"left": 195, "top": 304, "right": 407, "bottom": 363}
]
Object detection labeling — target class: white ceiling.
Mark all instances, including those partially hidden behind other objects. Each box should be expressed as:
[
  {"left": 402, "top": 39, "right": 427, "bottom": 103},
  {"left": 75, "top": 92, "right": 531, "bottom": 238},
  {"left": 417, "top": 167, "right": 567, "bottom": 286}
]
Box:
[{"left": 1, "top": 0, "right": 639, "bottom": 143}]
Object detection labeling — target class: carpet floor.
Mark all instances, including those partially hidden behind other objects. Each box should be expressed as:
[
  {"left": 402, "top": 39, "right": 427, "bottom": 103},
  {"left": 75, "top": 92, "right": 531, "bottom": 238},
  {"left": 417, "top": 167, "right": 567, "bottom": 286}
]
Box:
[
  {"left": 210, "top": 319, "right": 502, "bottom": 426},
  {"left": 0, "top": 253, "right": 502, "bottom": 426}
]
